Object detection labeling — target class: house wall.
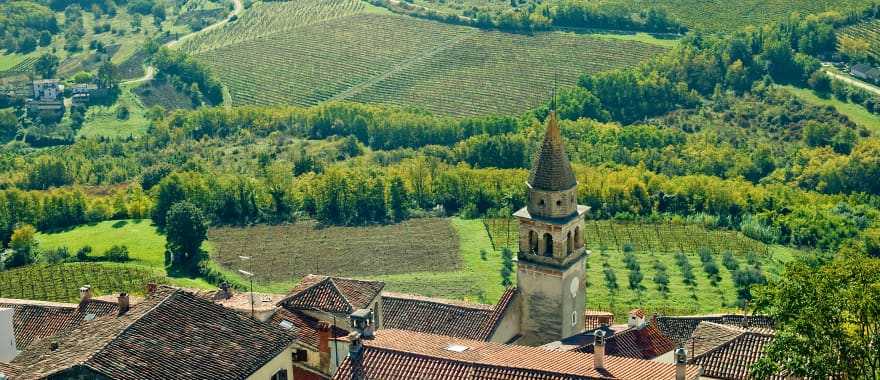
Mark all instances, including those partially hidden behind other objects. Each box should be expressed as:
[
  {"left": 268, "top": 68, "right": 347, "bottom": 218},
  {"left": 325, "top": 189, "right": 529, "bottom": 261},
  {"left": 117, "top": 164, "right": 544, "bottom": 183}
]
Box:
[
  {"left": 488, "top": 293, "right": 521, "bottom": 344},
  {"left": 246, "top": 347, "right": 294, "bottom": 380},
  {"left": 516, "top": 254, "right": 586, "bottom": 346}
]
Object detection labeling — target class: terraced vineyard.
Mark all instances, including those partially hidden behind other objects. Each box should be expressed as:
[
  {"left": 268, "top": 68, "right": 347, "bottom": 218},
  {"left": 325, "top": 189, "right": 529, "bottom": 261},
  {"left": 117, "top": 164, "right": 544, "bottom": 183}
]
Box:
[
  {"left": 0, "top": 263, "right": 167, "bottom": 303},
  {"left": 839, "top": 19, "right": 880, "bottom": 60},
  {"left": 189, "top": 8, "right": 666, "bottom": 115},
  {"left": 178, "top": 0, "right": 369, "bottom": 54},
  {"left": 0, "top": 56, "right": 39, "bottom": 78}
]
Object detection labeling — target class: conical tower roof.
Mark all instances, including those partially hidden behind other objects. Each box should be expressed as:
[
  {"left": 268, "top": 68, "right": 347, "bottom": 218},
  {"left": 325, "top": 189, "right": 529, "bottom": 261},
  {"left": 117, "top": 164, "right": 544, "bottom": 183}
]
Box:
[{"left": 528, "top": 111, "right": 577, "bottom": 191}]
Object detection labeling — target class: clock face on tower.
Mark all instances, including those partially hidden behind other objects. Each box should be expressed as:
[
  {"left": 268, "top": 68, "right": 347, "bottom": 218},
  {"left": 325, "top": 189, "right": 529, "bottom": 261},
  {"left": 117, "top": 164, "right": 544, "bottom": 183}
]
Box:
[{"left": 569, "top": 277, "right": 579, "bottom": 298}]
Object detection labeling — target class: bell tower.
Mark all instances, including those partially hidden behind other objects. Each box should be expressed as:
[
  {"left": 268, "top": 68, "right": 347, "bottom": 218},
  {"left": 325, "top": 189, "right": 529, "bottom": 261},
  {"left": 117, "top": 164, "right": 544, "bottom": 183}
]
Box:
[{"left": 514, "top": 111, "right": 588, "bottom": 345}]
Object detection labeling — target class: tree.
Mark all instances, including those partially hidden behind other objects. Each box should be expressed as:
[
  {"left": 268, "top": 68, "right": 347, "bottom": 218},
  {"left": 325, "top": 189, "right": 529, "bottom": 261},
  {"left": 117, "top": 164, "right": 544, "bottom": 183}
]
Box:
[
  {"left": 839, "top": 36, "right": 870, "bottom": 63},
  {"left": 751, "top": 253, "right": 880, "bottom": 379},
  {"left": 38, "top": 31, "right": 52, "bottom": 47},
  {"left": 7, "top": 225, "right": 38, "bottom": 268},
  {"left": 0, "top": 109, "right": 17, "bottom": 144},
  {"left": 500, "top": 247, "right": 514, "bottom": 287},
  {"left": 808, "top": 70, "right": 831, "bottom": 97},
  {"left": 33, "top": 53, "right": 59, "bottom": 78},
  {"left": 165, "top": 201, "right": 207, "bottom": 272},
  {"left": 96, "top": 61, "right": 119, "bottom": 89},
  {"left": 151, "top": 4, "right": 166, "bottom": 28},
  {"left": 387, "top": 175, "right": 409, "bottom": 222}
]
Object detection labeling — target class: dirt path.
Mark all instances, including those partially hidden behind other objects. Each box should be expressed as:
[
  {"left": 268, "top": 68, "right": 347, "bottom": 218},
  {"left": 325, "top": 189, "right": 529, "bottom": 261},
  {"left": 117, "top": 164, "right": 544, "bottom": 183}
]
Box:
[
  {"left": 823, "top": 68, "right": 880, "bottom": 97},
  {"left": 122, "top": 0, "right": 243, "bottom": 85}
]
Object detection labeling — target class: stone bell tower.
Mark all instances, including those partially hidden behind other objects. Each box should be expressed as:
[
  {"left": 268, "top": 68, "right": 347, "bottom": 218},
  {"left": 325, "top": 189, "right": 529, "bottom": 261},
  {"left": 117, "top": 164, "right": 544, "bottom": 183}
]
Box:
[{"left": 513, "top": 110, "right": 588, "bottom": 345}]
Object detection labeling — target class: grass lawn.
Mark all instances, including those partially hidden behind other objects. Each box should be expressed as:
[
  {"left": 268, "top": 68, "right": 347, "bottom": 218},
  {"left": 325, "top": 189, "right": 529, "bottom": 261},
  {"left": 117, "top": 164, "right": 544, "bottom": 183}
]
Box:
[
  {"left": 37, "top": 219, "right": 166, "bottom": 267},
  {"left": 77, "top": 82, "right": 151, "bottom": 138},
  {"left": 782, "top": 85, "right": 880, "bottom": 134}
]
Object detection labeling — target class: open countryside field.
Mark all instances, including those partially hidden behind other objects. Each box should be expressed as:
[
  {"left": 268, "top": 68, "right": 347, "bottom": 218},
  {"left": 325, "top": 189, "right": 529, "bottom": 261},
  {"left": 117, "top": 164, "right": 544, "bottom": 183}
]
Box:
[
  {"left": 37, "top": 219, "right": 166, "bottom": 267},
  {"left": 184, "top": 1, "right": 668, "bottom": 116}
]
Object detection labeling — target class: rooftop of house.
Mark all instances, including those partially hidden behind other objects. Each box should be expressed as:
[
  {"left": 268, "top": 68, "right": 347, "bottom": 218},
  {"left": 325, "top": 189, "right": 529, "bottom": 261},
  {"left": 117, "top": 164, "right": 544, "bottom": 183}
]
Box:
[
  {"left": 9, "top": 286, "right": 294, "bottom": 380},
  {"left": 333, "top": 329, "right": 701, "bottom": 380},
  {"left": 380, "top": 287, "right": 517, "bottom": 341},
  {"left": 208, "top": 289, "right": 286, "bottom": 314},
  {"left": 278, "top": 275, "right": 385, "bottom": 315},
  {"left": 270, "top": 307, "right": 348, "bottom": 348},
  {"left": 687, "top": 321, "right": 780, "bottom": 380},
  {"left": 0, "top": 298, "right": 119, "bottom": 351},
  {"left": 655, "top": 314, "right": 773, "bottom": 343},
  {"left": 571, "top": 323, "right": 677, "bottom": 360}
]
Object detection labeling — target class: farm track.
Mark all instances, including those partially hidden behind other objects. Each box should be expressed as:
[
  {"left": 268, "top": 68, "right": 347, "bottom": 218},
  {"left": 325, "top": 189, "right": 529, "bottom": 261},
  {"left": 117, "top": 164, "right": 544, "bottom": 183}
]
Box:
[{"left": 327, "top": 29, "right": 479, "bottom": 102}]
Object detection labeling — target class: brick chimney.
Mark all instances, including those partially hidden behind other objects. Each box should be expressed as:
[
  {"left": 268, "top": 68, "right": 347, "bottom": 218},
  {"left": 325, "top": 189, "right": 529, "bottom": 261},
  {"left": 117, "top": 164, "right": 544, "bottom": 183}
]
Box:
[
  {"left": 593, "top": 329, "right": 606, "bottom": 370},
  {"left": 117, "top": 293, "right": 130, "bottom": 315},
  {"left": 348, "top": 332, "right": 365, "bottom": 380},
  {"left": 318, "top": 321, "right": 331, "bottom": 373},
  {"left": 79, "top": 285, "right": 92, "bottom": 305},
  {"left": 675, "top": 346, "right": 688, "bottom": 380}
]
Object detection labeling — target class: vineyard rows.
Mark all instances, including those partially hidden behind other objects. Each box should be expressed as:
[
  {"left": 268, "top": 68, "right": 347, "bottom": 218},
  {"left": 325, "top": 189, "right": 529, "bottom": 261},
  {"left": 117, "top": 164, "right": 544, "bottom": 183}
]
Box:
[
  {"left": 179, "top": 0, "right": 367, "bottom": 54},
  {"left": 601, "top": 0, "right": 874, "bottom": 32},
  {"left": 209, "top": 218, "right": 460, "bottom": 283},
  {"left": 484, "top": 219, "right": 769, "bottom": 255},
  {"left": 0, "top": 57, "right": 39, "bottom": 78},
  {"left": 839, "top": 19, "right": 880, "bottom": 60},
  {"left": 0, "top": 263, "right": 165, "bottom": 303},
  {"left": 191, "top": 12, "right": 665, "bottom": 115}
]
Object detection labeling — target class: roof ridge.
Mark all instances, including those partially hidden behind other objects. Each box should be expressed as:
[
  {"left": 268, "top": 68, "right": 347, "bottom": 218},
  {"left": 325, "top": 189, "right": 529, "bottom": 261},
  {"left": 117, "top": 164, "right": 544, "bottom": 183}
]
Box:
[
  {"left": 328, "top": 278, "right": 356, "bottom": 312},
  {"left": 382, "top": 292, "right": 494, "bottom": 311}
]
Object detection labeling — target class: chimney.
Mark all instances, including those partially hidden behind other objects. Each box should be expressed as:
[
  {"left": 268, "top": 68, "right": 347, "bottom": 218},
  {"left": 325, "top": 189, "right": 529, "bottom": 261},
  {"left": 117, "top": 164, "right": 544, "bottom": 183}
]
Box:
[
  {"left": 117, "top": 293, "right": 130, "bottom": 315},
  {"left": 348, "top": 332, "right": 365, "bottom": 380},
  {"left": 593, "top": 329, "right": 606, "bottom": 370},
  {"left": 0, "top": 308, "right": 17, "bottom": 363},
  {"left": 675, "top": 346, "right": 688, "bottom": 380},
  {"left": 219, "top": 281, "right": 233, "bottom": 300},
  {"left": 318, "top": 321, "right": 331, "bottom": 373},
  {"left": 350, "top": 309, "right": 374, "bottom": 339},
  {"left": 145, "top": 282, "right": 157, "bottom": 294},
  {"left": 79, "top": 285, "right": 92, "bottom": 304}
]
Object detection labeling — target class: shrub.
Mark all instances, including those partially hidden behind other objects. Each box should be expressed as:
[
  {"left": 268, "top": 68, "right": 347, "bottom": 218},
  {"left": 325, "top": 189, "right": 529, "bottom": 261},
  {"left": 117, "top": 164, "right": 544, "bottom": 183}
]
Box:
[
  {"left": 603, "top": 265, "right": 618, "bottom": 292},
  {"left": 116, "top": 105, "right": 130, "bottom": 120},
  {"left": 675, "top": 251, "right": 696, "bottom": 286},
  {"left": 733, "top": 265, "right": 767, "bottom": 306},
  {"left": 722, "top": 250, "right": 739, "bottom": 271},
  {"left": 105, "top": 245, "right": 129, "bottom": 262},
  {"left": 76, "top": 245, "right": 93, "bottom": 261},
  {"left": 43, "top": 246, "right": 70, "bottom": 264}
]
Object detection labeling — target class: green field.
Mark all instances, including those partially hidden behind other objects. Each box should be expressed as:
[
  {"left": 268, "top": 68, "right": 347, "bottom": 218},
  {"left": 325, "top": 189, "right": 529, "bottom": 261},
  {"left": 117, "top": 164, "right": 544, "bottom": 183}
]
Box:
[
  {"left": 37, "top": 219, "right": 166, "bottom": 267},
  {"left": 77, "top": 83, "right": 151, "bottom": 138},
  {"left": 184, "top": 0, "right": 667, "bottom": 116},
  {"left": 782, "top": 85, "right": 880, "bottom": 133}
]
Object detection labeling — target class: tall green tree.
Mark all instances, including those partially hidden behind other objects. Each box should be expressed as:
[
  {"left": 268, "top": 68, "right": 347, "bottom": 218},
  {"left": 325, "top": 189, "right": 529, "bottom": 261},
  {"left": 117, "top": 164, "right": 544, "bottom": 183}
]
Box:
[
  {"left": 6, "top": 224, "right": 38, "bottom": 268},
  {"left": 386, "top": 175, "right": 409, "bottom": 222},
  {"left": 165, "top": 201, "right": 208, "bottom": 273},
  {"left": 33, "top": 53, "right": 59, "bottom": 78},
  {"left": 500, "top": 246, "right": 514, "bottom": 287},
  {"left": 751, "top": 252, "right": 880, "bottom": 379}
]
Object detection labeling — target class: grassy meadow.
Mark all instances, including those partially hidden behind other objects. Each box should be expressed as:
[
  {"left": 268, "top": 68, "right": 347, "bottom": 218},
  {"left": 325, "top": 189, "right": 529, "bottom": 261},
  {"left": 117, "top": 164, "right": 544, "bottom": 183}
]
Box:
[
  {"left": 183, "top": 0, "right": 669, "bottom": 116},
  {"left": 782, "top": 85, "right": 880, "bottom": 134}
]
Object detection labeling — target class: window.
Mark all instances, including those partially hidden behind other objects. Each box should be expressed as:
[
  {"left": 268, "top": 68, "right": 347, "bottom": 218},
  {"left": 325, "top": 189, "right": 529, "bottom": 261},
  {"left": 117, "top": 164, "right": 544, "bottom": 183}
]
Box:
[
  {"left": 571, "top": 311, "right": 578, "bottom": 327},
  {"left": 270, "top": 369, "right": 288, "bottom": 380},
  {"left": 538, "top": 199, "right": 545, "bottom": 208},
  {"left": 292, "top": 349, "right": 307, "bottom": 362},
  {"left": 556, "top": 200, "right": 562, "bottom": 207}
]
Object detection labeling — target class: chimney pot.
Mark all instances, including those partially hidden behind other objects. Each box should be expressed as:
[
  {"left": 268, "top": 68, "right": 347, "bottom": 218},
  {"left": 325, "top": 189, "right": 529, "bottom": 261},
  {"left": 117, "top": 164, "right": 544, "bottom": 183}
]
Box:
[
  {"left": 117, "top": 293, "right": 130, "bottom": 315},
  {"left": 593, "top": 329, "right": 606, "bottom": 370},
  {"left": 675, "top": 347, "right": 688, "bottom": 380},
  {"left": 145, "top": 283, "right": 157, "bottom": 294},
  {"left": 50, "top": 341, "right": 59, "bottom": 351},
  {"left": 79, "top": 285, "right": 92, "bottom": 304}
]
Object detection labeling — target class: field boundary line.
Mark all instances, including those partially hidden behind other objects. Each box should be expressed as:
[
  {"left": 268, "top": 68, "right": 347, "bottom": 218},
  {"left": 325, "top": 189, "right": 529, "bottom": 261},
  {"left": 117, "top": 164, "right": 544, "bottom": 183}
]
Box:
[{"left": 325, "top": 28, "right": 478, "bottom": 102}]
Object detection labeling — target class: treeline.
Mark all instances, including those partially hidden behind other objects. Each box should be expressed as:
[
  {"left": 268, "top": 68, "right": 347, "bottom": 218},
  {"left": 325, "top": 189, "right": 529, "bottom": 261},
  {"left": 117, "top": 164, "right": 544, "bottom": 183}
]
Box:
[
  {"left": 0, "top": 1, "right": 58, "bottom": 53},
  {"left": 370, "top": 0, "right": 686, "bottom": 34},
  {"left": 149, "top": 47, "right": 223, "bottom": 106},
  {"left": 556, "top": 10, "right": 874, "bottom": 125}
]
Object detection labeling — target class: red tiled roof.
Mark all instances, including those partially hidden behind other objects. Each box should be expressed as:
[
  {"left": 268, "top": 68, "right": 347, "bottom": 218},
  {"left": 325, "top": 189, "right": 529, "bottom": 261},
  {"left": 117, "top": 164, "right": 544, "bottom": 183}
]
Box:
[
  {"left": 691, "top": 329, "right": 780, "bottom": 380},
  {"left": 333, "top": 329, "right": 701, "bottom": 380},
  {"left": 11, "top": 287, "right": 294, "bottom": 380},
  {"left": 656, "top": 314, "right": 773, "bottom": 343},
  {"left": 0, "top": 298, "right": 119, "bottom": 350},
  {"left": 381, "top": 288, "right": 517, "bottom": 341},
  {"left": 270, "top": 308, "right": 348, "bottom": 348},
  {"left": 629, "top": 309, "right": 645, "bottom": 318},
  {"left": 279, "top": 275, "right": 384, "bottom": 314},
  {"left": 575, "top": 323, "right": 676, "bottom": 360}
]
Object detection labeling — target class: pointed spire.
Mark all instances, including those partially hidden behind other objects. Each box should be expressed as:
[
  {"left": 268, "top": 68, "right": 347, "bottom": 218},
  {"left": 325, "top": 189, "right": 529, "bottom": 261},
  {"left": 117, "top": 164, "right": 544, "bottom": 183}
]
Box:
[{"left": 528, "top": 111, "right": 577, "bottom": 191}]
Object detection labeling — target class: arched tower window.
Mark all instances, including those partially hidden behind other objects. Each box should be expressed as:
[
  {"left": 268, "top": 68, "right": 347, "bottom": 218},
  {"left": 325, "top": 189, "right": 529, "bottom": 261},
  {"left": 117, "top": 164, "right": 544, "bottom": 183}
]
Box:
[
  {"left": 575, "top": 226, "right": 582, "bottom": 249},
  {"left": 528, "top": 230, "right": 538, "bottom": 254},
  {"left": 566, "top": 231, "right": 573, "bottom": 255},
  {"left": 543, "top": 233, "right": 553, "bottom": 257}
]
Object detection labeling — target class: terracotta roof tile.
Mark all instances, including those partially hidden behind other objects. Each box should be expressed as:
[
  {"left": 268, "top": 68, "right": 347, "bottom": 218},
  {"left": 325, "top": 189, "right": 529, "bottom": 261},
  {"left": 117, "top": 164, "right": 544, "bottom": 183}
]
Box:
[
  {"left": 333, "top": 329, "right": 700, "bottom": 380},
  {"left": 381, "top": 288, "right": 517, "bottom": 341},
  {"left": 279, "top": 275, "right": 384, "bottom": 314},
  {"left": 528, "top": 111, "right": 577, "bottom": 191},
  {"left": 11, "top": 286, "right": 294, "bottom": 380},
  {"left": 574, "top": 324, "right": 676, "bottom": 360},
  {"left": 0, "top": 298, "right": 118, "bottom": 350},
  {"left": 691, "top": 329, "right": 781, "bottom": 380},
  {"left": 270, "top": 308, "right": 347, "bottom": 348}
]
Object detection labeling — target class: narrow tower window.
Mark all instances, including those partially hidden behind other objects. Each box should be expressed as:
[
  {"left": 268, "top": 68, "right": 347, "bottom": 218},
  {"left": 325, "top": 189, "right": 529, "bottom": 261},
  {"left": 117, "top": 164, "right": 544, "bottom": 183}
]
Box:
[
  {"left": 543, "top": 233, "right": 553, "bottom": 257},
  {"left": 566, "top": 231, "right": 573, "bottom": 255},
  {"left": 529, "top": 230, "right": 538, "bottom": 254}
]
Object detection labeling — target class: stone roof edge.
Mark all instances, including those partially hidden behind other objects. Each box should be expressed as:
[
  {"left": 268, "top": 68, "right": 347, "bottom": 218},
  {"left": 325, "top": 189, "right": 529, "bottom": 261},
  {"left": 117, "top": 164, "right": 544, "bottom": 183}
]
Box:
[{"left": 0, "top": 298, "right": 79, "bottom": 308}]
